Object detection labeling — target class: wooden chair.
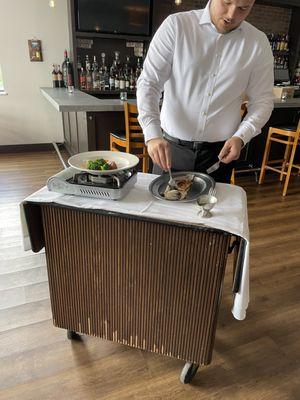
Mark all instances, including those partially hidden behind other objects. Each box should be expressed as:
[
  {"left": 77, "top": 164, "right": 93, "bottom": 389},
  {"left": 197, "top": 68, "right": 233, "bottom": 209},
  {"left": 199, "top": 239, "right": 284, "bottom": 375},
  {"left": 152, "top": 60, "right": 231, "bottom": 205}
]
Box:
[
  {"left": 230, "top": 102, "right": 248, "bottom": 185},
  {"left": 110, "top": 102, "right": 149, "bottom": 173},
  {"left": 258, "top": 119, "right": 300, "bottom": 196}
]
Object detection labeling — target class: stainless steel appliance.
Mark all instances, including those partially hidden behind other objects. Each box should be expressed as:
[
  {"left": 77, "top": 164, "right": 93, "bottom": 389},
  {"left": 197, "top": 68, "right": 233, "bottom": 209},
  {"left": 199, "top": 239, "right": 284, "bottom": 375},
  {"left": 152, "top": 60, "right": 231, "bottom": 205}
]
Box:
[{"left": 47, "top": 167, "right": 137, "bottom": 200}]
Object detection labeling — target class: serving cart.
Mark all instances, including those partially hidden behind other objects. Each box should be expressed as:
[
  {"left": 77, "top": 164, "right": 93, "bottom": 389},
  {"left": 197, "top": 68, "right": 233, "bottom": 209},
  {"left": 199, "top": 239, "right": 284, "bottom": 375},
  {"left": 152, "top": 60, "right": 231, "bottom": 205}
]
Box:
[{"left": 23, "top": 193, "right": 245, "bottom": 384}]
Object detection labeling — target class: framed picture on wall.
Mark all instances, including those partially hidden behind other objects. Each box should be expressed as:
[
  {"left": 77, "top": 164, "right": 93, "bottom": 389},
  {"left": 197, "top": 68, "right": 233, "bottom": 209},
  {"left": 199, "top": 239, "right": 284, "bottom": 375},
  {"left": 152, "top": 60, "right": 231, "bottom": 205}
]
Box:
[{"left": 28, "top": 39, "right": 43, "bottom": 62}]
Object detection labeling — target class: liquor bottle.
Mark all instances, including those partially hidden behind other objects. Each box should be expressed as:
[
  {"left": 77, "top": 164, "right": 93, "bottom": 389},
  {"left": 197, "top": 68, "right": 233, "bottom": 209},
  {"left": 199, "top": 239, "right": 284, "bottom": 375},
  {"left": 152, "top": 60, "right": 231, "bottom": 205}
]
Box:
[
  {"left": 86, "top": 68, "right": 93, "bottom": 91},
  {"left": 66, "top": 59, "right": 74, "bottom": 91},
  {"left": 280, "top": 34, "right": 286, "bottom": 52},
  {"left": 57, "top": 65, "right": 64, "bottom": 88},
  {"left": 92, "top": 56, "right": 100, "bottom": 90},
  {"left": 109, "top": 69, "right": 115, "bottom": 90},
  {"left": 115, "top": 69, "right": 120, "bottom": 91},
  {"left": 119, "top": 67, "right": 126, "bottom": 90},
  {"left": 135, "top": 57, "right": 143, "bottom": 80},
  {"left": 104, "top": 66, "right": 110, "bottom": 90},
  {"left": 123, "top": 55, "right": 131, "bottom": 78},
  {"left": 92, "top": 55, "right": 98, "bottom": 72},
  {"left": 99, "top": 52, "right": 108, "bottom": 90},
  {"left": 114, "top": 51, "right": 121, "bottom": 71},
  {"left": 109, "top": 61, "right": 116, "bottom": 91},
  {"left": 77, "top": 55, "right": 82, "bottom": 73},
  {"left": 123, "top": 55, "right": 130, "bottom": 90},
  {"left": 61, "top": 50, "right": 68, "bottom": 88},
  {"left": 79, "top": 67, "right": 87, "bottom": 90},
  {"left": 125, "top": 73, "right": 130, "bottom": 90},
  {"left": 284, "top": 34, "right": 289, "bottom": 52},
  {"left": 52, "top": 64, "right": 59, "bottom": 88},
  {"left": 276, "top": 34, "right": 281, "bottom": 51},
  {"left": 129, "top": 68, "right": 135, "bottom": 91},
  {"left": 85, "top": 55, "right": 91, "bottom": 72},
  {"left": 109, "top": 51, "right": 122, "bottom": 91}
]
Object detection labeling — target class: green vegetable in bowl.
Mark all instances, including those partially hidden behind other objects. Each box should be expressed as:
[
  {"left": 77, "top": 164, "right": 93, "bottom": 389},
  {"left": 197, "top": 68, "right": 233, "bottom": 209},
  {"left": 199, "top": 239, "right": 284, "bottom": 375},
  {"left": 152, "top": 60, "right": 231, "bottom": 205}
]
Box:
[
  {"left": 86, "top": 158, "right": 117, "bottom": 171},
  {"left": 101, "top": 163, "right": 110, "bottom": 170}
]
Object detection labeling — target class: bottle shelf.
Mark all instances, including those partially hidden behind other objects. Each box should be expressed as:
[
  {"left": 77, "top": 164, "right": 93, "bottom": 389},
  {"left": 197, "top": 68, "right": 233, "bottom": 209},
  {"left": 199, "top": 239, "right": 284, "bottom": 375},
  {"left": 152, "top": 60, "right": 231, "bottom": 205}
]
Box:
[
  {"left": 273, "top": 50, "right": 289, "bottom": 55},
  {"left": 82, "top": 89, "right": 136, "bottom": 94}
]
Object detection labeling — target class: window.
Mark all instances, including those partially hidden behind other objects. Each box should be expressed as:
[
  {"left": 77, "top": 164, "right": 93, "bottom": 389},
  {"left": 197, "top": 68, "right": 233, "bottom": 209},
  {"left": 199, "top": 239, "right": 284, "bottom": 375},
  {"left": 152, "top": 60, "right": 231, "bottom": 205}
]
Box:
[{"left": 0, "top": 65, "right": 6, "bottom": 94}]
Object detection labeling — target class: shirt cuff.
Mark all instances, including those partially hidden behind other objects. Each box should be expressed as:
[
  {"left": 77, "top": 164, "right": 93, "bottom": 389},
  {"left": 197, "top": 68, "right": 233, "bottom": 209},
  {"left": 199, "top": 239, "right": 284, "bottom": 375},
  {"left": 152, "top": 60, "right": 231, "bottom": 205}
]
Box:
[
  {"left": 233, "top": 123, "right": 255, "bottom": 146},
  {"left": 142, "top": 123, "right": 163, "bottom": 144}
]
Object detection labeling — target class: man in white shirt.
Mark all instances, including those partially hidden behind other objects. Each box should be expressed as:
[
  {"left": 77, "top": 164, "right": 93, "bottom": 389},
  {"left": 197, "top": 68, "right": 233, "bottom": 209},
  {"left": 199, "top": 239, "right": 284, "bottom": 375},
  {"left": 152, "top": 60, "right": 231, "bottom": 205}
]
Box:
[{"left": 136, "top": 0, "right": 274, "bottom": 182}]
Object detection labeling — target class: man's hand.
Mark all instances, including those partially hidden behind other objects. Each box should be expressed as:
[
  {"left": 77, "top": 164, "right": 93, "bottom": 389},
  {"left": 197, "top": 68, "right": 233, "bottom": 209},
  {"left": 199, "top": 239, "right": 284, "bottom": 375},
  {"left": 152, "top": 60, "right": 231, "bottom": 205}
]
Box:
[
  {"left": 147, "top": 138, "right": 171, "bottom": 171},
  {"left": 218, "top": 137, "right": 244, "bottom": 164}
]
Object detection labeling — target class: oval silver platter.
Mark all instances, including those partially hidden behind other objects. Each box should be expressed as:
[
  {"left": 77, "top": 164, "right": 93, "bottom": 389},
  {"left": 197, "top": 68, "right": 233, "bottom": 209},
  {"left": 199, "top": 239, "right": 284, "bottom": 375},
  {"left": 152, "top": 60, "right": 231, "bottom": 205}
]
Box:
[{"left": 149, "top": 172, "right": 215, "bottom": 202}]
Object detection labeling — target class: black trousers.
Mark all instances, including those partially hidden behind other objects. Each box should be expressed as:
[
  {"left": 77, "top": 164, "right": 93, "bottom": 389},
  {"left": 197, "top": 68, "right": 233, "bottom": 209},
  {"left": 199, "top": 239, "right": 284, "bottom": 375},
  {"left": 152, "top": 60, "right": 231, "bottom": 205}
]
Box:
[{"left": 152, "top": 134, "right": 235, "bottom": 184}]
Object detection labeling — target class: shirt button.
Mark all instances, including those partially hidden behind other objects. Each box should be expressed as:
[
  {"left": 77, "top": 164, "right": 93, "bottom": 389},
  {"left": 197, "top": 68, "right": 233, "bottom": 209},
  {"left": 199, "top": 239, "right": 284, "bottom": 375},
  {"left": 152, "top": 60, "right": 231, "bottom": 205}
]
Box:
[
  {"left": 202, "top": 112, "right": 207, "bottom": 116},
  {"left": 208, "top": 92, "right": 212, "bottom": 96}
]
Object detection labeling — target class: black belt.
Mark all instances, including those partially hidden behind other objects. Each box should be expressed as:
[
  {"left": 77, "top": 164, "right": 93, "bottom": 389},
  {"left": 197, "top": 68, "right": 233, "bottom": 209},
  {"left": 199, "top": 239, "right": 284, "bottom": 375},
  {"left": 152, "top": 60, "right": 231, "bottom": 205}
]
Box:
[{"left": 163, "top": 132, "right": 218, "bottom": 151}]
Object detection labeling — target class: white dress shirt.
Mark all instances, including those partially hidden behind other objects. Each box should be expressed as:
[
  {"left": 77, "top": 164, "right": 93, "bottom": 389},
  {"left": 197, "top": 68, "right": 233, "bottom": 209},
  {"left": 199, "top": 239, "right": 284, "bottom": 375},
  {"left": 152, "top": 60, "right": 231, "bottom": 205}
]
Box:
[{"left": 137, "top": 2, "right": 274, "bottom": 145}]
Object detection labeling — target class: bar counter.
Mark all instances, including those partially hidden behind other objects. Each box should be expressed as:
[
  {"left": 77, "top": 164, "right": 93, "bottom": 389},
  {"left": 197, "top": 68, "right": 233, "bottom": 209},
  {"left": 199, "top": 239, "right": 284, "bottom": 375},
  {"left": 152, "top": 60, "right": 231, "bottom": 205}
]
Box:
[
  {"left": 41, "top": 87, "right": 300, "bottom": 165},
  {"left": 41, "top": 87, "right": 127, "bottom": 112},
  {"left": 41, "top": 87, "right": 300, "bottom": 113}
]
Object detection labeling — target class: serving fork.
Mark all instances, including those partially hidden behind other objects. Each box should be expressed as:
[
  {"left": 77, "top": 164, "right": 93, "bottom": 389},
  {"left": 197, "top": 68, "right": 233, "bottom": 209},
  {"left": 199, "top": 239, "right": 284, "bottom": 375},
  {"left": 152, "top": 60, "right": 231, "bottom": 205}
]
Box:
[
  {"left": 167, "top": 168, "right": 178, "bottom": 190},
  {"left": 206, "top": 159, "right": 221, "bottom": 174}
]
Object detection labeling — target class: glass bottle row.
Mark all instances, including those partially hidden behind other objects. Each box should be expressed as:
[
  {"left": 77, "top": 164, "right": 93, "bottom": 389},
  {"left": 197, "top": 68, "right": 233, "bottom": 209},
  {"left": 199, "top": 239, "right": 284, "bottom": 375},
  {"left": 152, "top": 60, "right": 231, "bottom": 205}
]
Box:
[
  {"left": 267, "top": 33, "right": 289, "bottom": 53},
  {"left": 77, "top": 51, "right": 143, "bottom": 92}
]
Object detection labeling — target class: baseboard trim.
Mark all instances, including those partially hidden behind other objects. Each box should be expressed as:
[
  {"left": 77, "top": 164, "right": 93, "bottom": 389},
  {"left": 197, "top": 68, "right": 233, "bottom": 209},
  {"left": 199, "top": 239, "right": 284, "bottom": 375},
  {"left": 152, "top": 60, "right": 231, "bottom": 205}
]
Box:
[{"left": 0, "top": 143, "right": 65, "bottom": 154}]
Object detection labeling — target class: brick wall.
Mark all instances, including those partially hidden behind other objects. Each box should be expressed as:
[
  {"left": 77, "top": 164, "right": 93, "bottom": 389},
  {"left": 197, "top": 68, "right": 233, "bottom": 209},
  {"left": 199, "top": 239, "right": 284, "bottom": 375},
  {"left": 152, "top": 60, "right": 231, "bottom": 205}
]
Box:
[
  {"left": 247, "top": 4, "right": 291, "bottom": 34},
  {"left": 155, "top": 0, "right": 292, "bottom": 34}
]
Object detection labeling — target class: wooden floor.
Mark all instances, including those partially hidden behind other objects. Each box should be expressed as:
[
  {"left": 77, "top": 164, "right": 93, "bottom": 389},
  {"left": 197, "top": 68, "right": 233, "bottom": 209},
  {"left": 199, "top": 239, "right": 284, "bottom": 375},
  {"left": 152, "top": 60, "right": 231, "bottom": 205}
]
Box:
[{"left": 0, "top": 150, "right": 300, "bottom": 400}]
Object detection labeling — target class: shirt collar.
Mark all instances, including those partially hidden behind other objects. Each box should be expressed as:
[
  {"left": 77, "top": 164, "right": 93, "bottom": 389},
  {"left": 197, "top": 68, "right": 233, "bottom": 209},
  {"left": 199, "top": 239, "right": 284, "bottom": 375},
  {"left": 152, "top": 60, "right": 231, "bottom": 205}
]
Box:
[{"left": 198, "top": 0, "right": 244, "bottom": 33}]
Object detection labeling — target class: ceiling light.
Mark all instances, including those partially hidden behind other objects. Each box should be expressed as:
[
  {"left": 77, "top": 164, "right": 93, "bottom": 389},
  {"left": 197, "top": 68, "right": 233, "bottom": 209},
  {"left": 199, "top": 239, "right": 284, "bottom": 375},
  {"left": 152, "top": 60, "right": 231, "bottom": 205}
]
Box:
[
  {"left": 49, "top": 0, "right": 55, "bottom": 8},
  {"left": 175, "top": 0, "right": 182, "bottom": 4}
]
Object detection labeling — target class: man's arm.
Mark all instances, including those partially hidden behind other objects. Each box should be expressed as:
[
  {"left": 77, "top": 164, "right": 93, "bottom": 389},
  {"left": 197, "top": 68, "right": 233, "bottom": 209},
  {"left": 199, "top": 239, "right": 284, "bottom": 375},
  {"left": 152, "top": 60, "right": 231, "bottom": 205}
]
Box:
[
  {"left": 220, "top": 36, "right": 274, "bottom": 164},
  {"left": 136, "top": 15, "right": 176, "bottom": 170},
  {"left": 233, "top": 36, "right": 275, "bottom": 147}
]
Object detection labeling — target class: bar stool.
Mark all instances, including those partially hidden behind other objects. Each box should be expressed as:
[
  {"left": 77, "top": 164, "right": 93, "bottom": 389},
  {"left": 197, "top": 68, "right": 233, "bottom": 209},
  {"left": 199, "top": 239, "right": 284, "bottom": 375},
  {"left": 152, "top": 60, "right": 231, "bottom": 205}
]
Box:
[
  {"left": 258, "top": 119, "right": 300, "bottom": 196},
  {"left": 110, "top": 102, "right": 149, "bottom": 173}
]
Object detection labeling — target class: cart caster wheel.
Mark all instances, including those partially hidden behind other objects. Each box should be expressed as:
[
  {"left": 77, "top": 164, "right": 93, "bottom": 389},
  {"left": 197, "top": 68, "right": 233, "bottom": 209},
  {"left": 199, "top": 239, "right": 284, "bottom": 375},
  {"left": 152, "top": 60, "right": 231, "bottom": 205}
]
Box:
[
  {"left": 180, "top": 362, "right": 199, "bottom": 384},
  {"left": 67, "top": 330, "right": 81, "bottom": 340}
]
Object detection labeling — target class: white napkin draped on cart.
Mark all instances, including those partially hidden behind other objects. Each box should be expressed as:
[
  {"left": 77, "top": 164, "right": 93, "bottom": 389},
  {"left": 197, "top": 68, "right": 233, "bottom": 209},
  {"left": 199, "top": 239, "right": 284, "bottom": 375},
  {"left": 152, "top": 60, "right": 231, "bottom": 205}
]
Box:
[{"left": 20, "top": 172, "right": 250, "bottom": 321}]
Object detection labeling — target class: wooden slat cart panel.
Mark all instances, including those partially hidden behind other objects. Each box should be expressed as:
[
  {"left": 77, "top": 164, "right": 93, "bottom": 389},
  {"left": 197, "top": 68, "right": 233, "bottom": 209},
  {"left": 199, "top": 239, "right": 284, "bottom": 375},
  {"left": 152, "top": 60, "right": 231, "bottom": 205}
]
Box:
[{"left": 41, "top": 204, "right": 231, "bottom": 365}]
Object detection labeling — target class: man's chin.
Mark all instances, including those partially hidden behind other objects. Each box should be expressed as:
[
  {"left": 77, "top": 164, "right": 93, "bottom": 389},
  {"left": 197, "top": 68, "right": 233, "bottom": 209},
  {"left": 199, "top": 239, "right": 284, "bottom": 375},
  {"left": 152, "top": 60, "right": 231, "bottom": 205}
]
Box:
[
  {"left": 216, "top": 21, "right": 238, "bottom": 34},
  {"left": 216, "top": 27, "right": 230, "bottom": 34}
]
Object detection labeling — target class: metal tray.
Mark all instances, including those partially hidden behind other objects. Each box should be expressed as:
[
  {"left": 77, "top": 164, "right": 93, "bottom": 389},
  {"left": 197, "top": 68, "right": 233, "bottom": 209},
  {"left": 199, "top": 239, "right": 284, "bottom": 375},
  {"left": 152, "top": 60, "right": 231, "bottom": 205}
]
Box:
[{"left": 149, "top": 172, "right": 215, "bottom": 202}]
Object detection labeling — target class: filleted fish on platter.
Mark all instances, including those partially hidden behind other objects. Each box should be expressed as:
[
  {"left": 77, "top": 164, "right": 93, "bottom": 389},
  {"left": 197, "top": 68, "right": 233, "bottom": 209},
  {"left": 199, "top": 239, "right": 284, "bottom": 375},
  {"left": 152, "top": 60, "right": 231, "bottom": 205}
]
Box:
[{"left": 164, "top": 174, "right": 195, "bottom": 200}]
